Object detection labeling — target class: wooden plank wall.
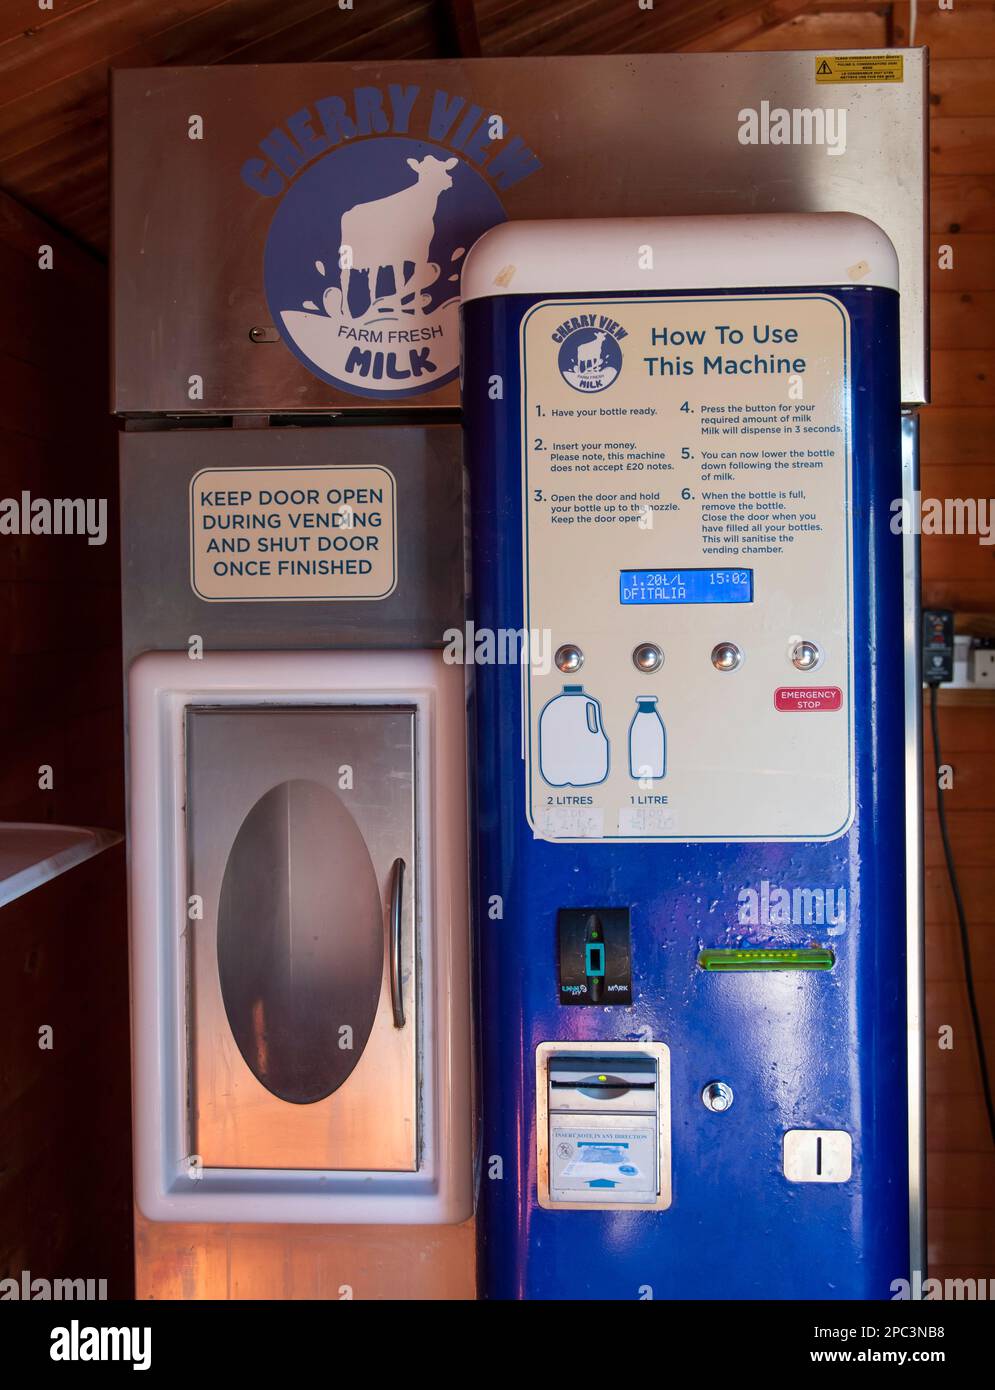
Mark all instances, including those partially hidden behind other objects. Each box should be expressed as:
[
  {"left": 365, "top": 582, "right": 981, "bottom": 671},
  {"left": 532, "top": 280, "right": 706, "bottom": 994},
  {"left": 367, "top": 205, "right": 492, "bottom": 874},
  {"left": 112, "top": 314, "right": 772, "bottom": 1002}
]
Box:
[
  {"left": 0, "top": 192, "right": 132, "bottom": 1296},
  {"left": 738, "top": 0, "right": 995, "bottom": 1286},
  {"left": 919, "top": 0, "right": 995, "bottom": 1284}
]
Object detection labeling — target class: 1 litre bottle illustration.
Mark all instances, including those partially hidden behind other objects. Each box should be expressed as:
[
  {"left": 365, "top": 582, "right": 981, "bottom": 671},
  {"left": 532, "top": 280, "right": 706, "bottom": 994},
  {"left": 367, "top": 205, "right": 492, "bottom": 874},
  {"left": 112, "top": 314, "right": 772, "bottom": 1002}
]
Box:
[
  {"left": 538, "top": 684, "right": 610, "bottom": 786},
  {"left": 628, "top": 696, "right": 666, "bottom": 780}
]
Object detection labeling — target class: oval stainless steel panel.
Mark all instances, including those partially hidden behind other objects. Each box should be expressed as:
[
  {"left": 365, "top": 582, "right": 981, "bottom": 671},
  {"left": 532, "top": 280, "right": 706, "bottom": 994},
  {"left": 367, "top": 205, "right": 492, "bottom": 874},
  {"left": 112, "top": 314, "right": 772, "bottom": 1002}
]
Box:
[{"left": 217, "top": 778, "right": 384, "bottom": 1104}]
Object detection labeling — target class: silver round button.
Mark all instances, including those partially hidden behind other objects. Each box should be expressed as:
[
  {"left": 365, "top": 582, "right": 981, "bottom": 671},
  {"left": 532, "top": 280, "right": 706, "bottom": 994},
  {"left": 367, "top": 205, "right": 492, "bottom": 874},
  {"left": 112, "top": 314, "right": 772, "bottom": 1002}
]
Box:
[
  {"left": 711, "top": 642, "right": 742, "bottom": 672},
  {"left": 632, "top": 642, "right": 664, "bottom": 673},
  {"left": 791, "top": 640, "right": 822, "bottom": 672},
  {"left": 554, "top": 643, "right": 584, "bottom": 674},
  {"left": 702, "top": 1081, "right": 734, "bottom": 1113}
]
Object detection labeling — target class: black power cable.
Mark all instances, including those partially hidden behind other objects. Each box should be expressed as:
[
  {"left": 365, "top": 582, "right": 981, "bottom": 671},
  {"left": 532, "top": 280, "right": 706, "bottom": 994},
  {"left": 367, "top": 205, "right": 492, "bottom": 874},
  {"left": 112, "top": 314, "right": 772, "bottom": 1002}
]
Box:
[{"left": 928, "top": 681, "right": 995, "bottom": 1147}]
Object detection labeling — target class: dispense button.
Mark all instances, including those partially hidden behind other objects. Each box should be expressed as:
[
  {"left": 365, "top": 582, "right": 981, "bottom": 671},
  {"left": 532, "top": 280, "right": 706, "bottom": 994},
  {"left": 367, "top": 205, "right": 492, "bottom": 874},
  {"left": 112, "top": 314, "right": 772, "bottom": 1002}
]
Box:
[
  {"left": 554, "top": 643, "right": 585, "bottom": 674},
  {"left": 558, "top": 908, "right": 631, "bottom": 1005},
  {"left": 711, "top": 642, "right": 743, "bottom": 672},
  {"left": 791, "top": 640, "right": 823, "bottom": 672},
  {"left": 632, "top": 642, "right": 664, "bottom": 673}
]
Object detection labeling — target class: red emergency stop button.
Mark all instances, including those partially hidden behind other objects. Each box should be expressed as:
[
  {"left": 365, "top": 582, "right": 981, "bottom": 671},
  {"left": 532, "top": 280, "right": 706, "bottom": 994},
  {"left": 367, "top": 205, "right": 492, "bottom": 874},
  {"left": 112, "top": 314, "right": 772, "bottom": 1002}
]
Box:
[{"left": 774, "top": 686, "right": 843, "bottom": 712}]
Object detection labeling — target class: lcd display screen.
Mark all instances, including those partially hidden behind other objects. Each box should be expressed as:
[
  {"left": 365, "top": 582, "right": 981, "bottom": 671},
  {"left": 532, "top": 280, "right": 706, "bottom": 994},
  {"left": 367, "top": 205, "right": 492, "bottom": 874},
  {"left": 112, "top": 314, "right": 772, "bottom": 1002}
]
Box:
[{"left": 619, "top": 568, "right": 754, "bottom": 605}]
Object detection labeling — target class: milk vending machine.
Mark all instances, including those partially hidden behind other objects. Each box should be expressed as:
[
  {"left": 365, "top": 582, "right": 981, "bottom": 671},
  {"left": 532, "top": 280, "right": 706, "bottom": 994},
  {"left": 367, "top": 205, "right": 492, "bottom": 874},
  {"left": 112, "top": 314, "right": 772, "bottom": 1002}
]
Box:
[
  {"left": 114, "top": 51, "right": 926, "bottom": 1299},
  {"left": 462, "top": 212, "right": 917, "bottom": 1299}
]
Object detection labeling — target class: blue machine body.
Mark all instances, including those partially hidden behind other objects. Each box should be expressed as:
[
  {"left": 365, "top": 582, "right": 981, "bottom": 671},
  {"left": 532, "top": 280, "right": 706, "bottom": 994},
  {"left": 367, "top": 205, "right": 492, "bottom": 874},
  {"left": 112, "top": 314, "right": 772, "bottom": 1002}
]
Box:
[{"left": 462, "top": 272, "right": 909, "bottom": 1300}]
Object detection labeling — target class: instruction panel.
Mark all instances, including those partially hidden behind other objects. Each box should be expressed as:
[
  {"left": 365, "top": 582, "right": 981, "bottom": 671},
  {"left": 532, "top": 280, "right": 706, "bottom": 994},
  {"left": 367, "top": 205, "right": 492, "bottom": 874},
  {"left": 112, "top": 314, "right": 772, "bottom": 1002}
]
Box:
[
  {"left": 520, "top": 294, "right": 854, "bottom": 843},
  {"left": 190, "top": 465, "right": 396, "bottom": 602}
]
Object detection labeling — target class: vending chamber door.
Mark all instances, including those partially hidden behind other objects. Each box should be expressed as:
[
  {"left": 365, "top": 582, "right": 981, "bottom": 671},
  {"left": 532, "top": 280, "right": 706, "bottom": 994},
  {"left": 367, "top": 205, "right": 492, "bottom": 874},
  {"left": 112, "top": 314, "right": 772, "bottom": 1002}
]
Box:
[{"left": 127, "top": 649, "right": 471, "bottom": 1224}]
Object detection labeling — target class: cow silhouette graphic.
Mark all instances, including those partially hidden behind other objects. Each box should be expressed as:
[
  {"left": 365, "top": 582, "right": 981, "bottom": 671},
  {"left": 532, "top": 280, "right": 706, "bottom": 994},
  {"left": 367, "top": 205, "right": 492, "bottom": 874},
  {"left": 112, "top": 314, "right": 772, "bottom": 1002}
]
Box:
[
  {"left": 266, "top": 135, "right": 505, "bottom": 396},
  {"left": 339, "top": 155, "right": 459, "bottom": 317},
  {"left": 575, "top": 331, "right": 608, "bottom": 374}
]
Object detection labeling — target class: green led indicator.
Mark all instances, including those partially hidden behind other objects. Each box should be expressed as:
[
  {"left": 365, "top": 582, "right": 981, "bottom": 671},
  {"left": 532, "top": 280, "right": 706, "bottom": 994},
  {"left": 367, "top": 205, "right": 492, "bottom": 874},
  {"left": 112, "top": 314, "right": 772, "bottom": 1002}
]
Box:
[{"left": 698, "top": 947, "right": 835, "bottom": 973}]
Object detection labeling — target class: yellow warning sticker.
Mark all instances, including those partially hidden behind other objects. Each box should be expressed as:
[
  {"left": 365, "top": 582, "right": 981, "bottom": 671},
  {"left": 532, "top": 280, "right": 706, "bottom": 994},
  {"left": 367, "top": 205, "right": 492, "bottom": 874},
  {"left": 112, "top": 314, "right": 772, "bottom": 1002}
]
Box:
[{"left": 815, "top": 54, "right": 904, "bottom": 84}]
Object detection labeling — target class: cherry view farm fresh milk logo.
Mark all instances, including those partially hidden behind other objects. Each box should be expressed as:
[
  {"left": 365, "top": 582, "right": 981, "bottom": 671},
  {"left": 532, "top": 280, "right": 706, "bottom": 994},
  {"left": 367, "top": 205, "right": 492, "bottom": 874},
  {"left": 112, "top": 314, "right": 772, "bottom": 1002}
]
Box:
[
  {"left": 241, "top": 85, "right": 542, "bottom": 398},
  {"left": 554, "top": 315, "right": 627, "bottom": 393}
]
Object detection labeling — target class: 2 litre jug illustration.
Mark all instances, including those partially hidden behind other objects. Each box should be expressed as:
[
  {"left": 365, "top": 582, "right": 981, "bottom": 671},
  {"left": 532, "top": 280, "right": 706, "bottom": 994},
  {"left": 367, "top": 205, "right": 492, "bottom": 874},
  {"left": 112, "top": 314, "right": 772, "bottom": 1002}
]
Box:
[
  {"left": 628, "top": 696, "right": 666, "bottom": 781},
  {"left": 538, "top": 685, "right": 610, "bottom": 786}
]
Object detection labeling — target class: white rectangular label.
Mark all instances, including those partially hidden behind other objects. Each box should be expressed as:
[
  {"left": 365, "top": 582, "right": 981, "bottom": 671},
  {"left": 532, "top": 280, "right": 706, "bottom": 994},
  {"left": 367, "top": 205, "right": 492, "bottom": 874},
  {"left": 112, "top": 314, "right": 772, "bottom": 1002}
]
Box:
[{"left": 190, "top": 465, "right": 397, "bottom": 602}]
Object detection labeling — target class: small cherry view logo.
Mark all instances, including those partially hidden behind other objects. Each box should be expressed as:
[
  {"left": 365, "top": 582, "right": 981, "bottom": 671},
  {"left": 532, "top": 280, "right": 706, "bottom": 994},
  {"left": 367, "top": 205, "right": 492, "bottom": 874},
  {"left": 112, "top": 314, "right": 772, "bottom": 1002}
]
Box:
[
  {"left": 557, "top": 326, "right": 623, "bottom": 393},
  {"left": 263, "top": 137, "right": 506, "bottom": 399}
]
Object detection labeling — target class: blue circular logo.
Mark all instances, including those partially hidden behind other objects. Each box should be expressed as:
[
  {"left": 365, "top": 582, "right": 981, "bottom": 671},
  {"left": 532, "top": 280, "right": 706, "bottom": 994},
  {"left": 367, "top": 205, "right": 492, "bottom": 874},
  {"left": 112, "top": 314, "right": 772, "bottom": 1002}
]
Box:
[
  {"left": 263, "top": 137, "right": 506, "bottom": 399},
  {"left": 557, "top": 327, "right": 623, "bottom": 393}
]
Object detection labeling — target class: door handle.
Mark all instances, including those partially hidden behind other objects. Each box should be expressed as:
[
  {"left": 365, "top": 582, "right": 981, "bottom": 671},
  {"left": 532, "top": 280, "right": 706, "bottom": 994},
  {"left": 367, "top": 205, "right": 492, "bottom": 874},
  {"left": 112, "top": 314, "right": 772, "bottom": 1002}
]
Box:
[{"left": 388, "top": 857, "right": 405, "bottom": 1028}]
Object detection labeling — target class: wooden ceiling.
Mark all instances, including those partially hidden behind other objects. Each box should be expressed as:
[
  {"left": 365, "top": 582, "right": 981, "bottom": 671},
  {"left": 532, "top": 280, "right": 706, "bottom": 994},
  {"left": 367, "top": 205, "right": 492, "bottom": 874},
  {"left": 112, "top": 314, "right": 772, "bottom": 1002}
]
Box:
[{"left": 0, "top": 0, "right": 899, "bottom": 255}]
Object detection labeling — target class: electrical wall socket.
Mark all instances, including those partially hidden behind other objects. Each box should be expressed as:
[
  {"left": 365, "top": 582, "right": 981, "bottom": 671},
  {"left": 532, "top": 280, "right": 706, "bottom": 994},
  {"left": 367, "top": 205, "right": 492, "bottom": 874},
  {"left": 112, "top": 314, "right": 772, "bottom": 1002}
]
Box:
[{"left": 971, "top": 649, "right": 995, "bottom": 687}]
